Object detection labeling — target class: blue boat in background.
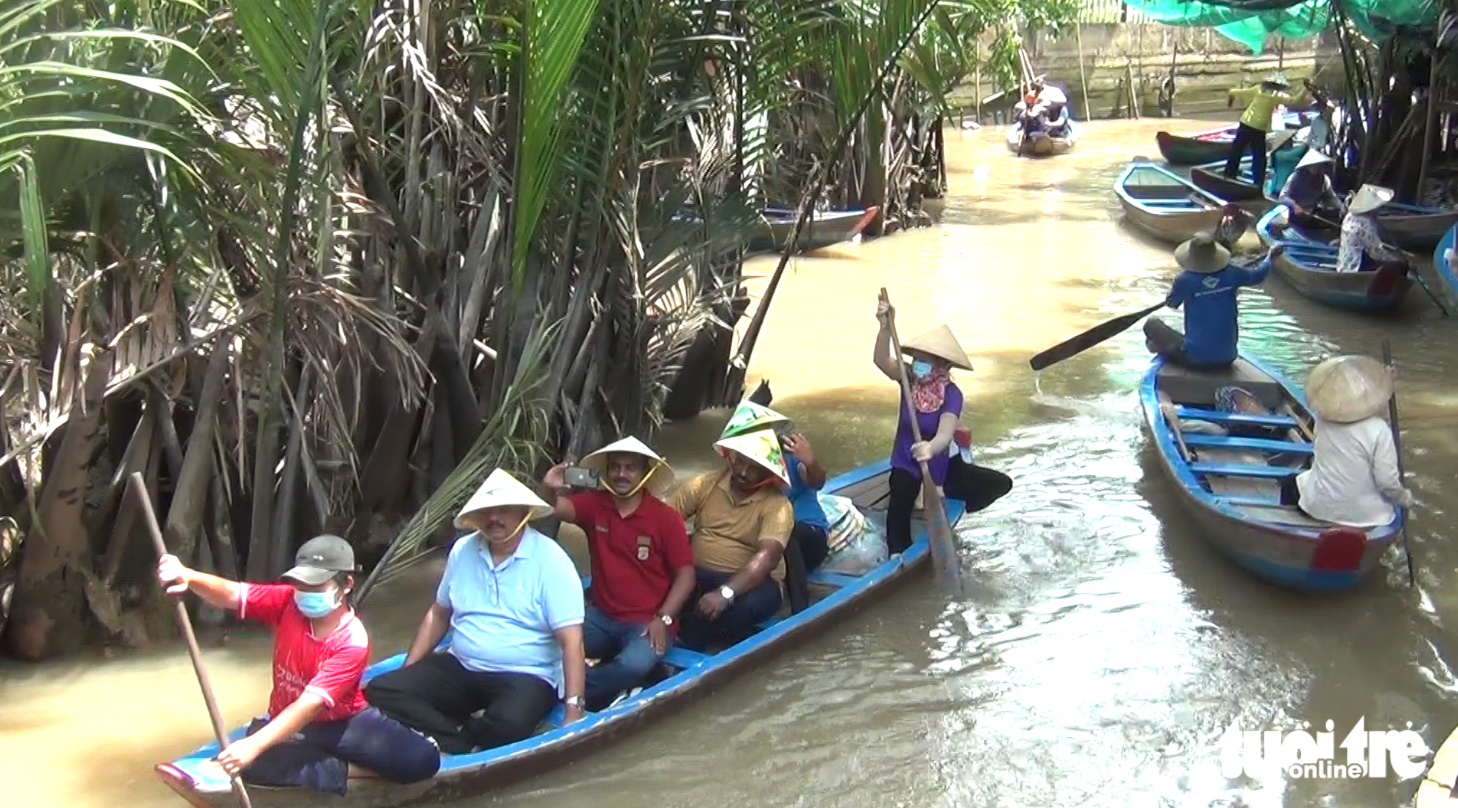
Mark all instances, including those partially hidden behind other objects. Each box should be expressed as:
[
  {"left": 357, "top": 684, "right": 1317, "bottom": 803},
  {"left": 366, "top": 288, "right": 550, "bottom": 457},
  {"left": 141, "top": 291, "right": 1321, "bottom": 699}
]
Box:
[
  {"left": 1256, "top": 203, "right": 1412, "bottom": 313},
  {"left": 1140, "top": 351, "right": 1401, "bottom": 593}
]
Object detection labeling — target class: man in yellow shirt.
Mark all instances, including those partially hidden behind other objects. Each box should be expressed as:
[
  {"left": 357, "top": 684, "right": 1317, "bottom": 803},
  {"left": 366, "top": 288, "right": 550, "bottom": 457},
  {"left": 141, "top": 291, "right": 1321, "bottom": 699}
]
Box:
[
  {"left": 668, "top": 427, "right": 793, "bottom": 650},
  {"left": 1223, "top": 73, "right": 1307, "bottom": 191}
]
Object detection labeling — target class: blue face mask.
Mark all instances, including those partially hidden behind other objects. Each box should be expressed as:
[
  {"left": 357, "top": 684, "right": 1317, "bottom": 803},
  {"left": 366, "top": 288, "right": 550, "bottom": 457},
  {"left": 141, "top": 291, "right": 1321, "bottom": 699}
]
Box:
[
  {"left": 294, "top": 588, "right": 340, "bottom": 619},
  {"left": 911, "top": 359, "right": 934, "bottom": 379}
]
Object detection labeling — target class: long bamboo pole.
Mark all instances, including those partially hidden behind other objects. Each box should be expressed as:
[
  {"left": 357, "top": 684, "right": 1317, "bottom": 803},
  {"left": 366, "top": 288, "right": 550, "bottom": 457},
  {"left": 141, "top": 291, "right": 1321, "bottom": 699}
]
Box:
[
  {"left": 1075, "top": 21, "right": 1091, "bottom": 120},
  {"left": 1417, "top": 51, "right": 1439, "bottom": 199}
]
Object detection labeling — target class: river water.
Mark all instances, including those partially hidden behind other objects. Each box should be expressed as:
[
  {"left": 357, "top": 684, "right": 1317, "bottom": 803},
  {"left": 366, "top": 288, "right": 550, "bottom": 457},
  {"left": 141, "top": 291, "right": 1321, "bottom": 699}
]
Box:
[{"left": 5, "top": 119, "right": 1457, "bottom": 808}]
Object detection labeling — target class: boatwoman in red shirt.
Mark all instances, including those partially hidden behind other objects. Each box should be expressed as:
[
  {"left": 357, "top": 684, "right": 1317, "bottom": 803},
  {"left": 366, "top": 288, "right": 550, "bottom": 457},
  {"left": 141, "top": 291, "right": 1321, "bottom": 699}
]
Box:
[
  {"left": 542, "top": 437, "right": 695, "bottom": 709},
  {"left": 154, "top": 535, "right": 440, "bottom": 797}
]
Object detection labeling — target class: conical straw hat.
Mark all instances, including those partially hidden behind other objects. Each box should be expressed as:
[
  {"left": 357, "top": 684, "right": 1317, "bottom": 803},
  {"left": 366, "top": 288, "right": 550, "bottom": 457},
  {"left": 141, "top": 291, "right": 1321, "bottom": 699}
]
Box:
[
  {"left": 901, "top": 324, "right": 974, "bottom": 370},
  {"left": 1295, "top": 149, "right": 1331, "bottom": 170},
  {"left": 712, "top": 429, "right": 790, "bottom": 487},
  {"left": 454, "top": 468, "right": 553, "bottom": 528},
  {"left": 579, "top": 436, "right": 675, "bottom": 498},
  {"left": 1175, "top": 232, "right": 1231, "bottom": 274},
  {"left": 720, "top": 400, "right": 791, "bottom": 440},
  {"left": 1305, "top": 355, "right": 1392, "bottom": 424},
  {"left": 1349, "top": 184, "right": 1394, "bottom": 215}
]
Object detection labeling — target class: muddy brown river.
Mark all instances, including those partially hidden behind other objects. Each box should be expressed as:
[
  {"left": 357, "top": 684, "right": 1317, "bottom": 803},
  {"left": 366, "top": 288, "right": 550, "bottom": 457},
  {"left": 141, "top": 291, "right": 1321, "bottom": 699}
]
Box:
[{"left": 4, "top": 119, "right": 1456, "bottom": 808}]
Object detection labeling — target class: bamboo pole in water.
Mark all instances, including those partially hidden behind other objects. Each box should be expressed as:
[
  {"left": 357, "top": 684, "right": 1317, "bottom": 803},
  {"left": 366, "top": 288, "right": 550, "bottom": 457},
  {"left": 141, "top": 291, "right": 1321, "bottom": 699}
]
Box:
[{"left": 1075, "top": 21, "right": 1091, "bottom": 120}]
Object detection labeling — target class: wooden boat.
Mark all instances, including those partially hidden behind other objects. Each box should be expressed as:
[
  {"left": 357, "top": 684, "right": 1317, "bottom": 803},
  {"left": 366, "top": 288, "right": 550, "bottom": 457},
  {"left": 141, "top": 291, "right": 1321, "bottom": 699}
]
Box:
[
  {"left": 1189, "top": 167, "right": 1275, "bottom": 217},
  {"left": 1432, "top": 223, "right": 1458, "bottom": 313},
  {"left": 1004, "top": 119, "right": 1078, "bottom": 157},
  {"left": 1375, "top": 202, "right": 1458, "bottom": 253},
  {"left": 1154, "top": 113, "right": 1306, "bottom": 166},
  {"left": 747, "top": 207, "right": 878, "bottom": 253},
  {"left": 1253, "top": 201, "right": 1337, "bottom": 247},
  {"left": 1139, "top": 352, "right": 1401, "bottom": 592},
  {"left": 1416, "top": 723, "right": 1458, "bottom": 808},
  {"left": 1257, "top": 203, "right": 1413, "bottom": 313},
  {"left": 155, "top": 460, "right": 963, "bottom": 808},
  {"left": 1115, "top": 158, "right": 1229, "bottom": 245}
]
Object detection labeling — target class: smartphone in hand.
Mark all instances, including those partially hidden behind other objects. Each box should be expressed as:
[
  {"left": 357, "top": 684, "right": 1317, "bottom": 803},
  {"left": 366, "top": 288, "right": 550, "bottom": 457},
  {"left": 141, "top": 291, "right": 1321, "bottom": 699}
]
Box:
[{"left": 564, "top": 466, "right": 599, "bottom": 489}]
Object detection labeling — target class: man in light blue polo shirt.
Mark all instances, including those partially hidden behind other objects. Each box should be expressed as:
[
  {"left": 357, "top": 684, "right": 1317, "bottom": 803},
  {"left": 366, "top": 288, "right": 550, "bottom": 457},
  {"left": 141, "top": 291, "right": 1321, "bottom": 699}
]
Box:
[{"left": 365, "top": 469, "right": 586, "bottom": 754}]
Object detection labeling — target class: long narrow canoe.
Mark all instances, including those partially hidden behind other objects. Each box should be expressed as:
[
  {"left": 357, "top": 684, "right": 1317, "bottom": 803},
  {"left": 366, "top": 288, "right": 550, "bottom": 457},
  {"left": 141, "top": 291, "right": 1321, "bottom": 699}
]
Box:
[
  {"left": 1115, "top": 158, "right": 1229, "bottom": 245},
  {"left": 1188, "top": 145, "right": 1304, "bottom": 216},
  {"left": 747, "top": 207, "right": 878, "bottom": 254},
  {"left": 1154, "top": 112, "right": 1307, "bottom": 166},
  {"left": 1375, "top": 202, "right": 1458, "bottom": 253},
  {"left": 1004, "top": 120, "right": 1078, "bottom": 157},
  {"left": 1139, "top": 352, "right": 1401, "bottom": 592},
  {"left": 1417, "top": 724, "right": 1458, "bottom": 808},
  {"left": 155, "top": 460, "right": 962, "bottom": 808},
  {"left": 1433, "top": 224, "right": 1458, "bottom": 313},
  {"left": 1257, "top": 204, "right": 1412, "bottom": 313}
]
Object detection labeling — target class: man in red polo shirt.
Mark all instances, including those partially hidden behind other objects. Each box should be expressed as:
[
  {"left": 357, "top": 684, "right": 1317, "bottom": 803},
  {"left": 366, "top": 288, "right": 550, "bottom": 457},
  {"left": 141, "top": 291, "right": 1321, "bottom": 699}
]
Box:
[
  {"left": 153, "top": 535, "right": 440, "bottom": 797},
  {"left": 543, "top": 437, "right": 695, "bottom": 709}
]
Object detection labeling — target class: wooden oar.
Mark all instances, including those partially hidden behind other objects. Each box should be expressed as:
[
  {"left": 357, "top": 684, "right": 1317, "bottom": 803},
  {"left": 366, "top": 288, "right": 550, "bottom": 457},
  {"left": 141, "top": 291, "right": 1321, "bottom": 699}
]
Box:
[
  {"left": 1029, "top": 302, "right": 1164, "bottom": 371},
  {"left": 1398, "top": 247, "right": 1451, "bottom": 317},
  {"left": 878, "top": 288, "right": 964, "bottom": 596},
  {"left": 129, "top": 472, "right": 253, "bottom": 808},
  {"left": 1380, "top": 340, "right": 1417, "bottom": 587}
]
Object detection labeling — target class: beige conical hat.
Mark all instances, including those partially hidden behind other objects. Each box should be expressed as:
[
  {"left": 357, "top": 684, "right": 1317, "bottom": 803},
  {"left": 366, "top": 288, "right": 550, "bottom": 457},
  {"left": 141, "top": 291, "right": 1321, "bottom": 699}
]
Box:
[
  {"left": 901, "top": 325, "right": 974, "bottom": 371},
  {"left": 1175, "top": 232, "right": 1231, "bottom": 274},
  {"left": 1305, "top": 355, "right": 1392, "bottom": 424},
  {"left": 1349, "top": 184, "right": 1394, "bottom": 215},
  {"left": 454, "top": 468, "right": 553, "bottom": 528},
  {"left": 1295, "top": 149, "right": 1331, "bottom": 170},
  {"left": 720, "top": 400, "right": 791, "bottom": 440},
  {"left": 712, "top": 428, "right": 790, "bottom": 487},
  {"left": 579, "top": 436, "right": 675, "bottom": 498}
]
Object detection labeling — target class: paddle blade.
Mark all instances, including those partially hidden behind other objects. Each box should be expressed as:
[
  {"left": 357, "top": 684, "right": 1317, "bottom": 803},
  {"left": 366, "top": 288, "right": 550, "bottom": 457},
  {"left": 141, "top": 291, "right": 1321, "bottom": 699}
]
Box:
[
  {"left": 921, "top": 475, "right": 964, "bottom": 597},
  {"left": 1029, "top": 302, "right": 1164, "bottom": 371}
]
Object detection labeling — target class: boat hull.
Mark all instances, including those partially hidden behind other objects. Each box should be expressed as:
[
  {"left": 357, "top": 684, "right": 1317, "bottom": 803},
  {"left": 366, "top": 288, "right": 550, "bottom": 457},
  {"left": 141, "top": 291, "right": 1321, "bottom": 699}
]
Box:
[
  {"left": 1432, "top": 223, "right": 1458, "bottom": 313},
  {"left": 1376, "top": 208, "right": 1458, "bottom": 253},
  {"left": 1139, "top": 353, "right": 1400, "bottom": 592},
  {"left": 1005, "top": 122, "right": 1077, "bottom": 156},
  {"left": 747, "top": 207, "right": 877, "bottom": 253},
  {"left": 1115, "top": 158, "right": 1225, "bottom": 245},
  {"left": 1258, "top": 205, "right": 1411, "bottom": 313},
  {"left": 156, "top": 461, "right": 959, "bottom": 808}
]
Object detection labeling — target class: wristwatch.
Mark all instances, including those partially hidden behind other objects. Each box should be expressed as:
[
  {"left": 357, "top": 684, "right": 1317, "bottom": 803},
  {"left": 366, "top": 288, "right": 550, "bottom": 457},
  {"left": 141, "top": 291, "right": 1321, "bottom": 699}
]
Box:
[
  {"left": 564, "top": 694, "right": 585, "bottom": 709},
  {"left": 718, "top": 585, "right": 736, "bottom": 603},
  {"left": 656, "top": 613, "right": 674, "bottom": 626}
]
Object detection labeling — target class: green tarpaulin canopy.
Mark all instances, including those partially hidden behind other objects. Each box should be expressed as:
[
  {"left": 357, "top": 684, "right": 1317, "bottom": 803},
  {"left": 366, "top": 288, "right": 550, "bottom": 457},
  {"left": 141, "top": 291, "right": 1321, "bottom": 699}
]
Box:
[{"left": 1123, "top": 0, "right": 1440, "bottom": 54}]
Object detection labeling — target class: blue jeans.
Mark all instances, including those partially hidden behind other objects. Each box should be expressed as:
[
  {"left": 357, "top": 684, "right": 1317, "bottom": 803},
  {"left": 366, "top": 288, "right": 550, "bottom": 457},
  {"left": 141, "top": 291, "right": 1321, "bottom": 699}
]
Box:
[
  {"left": 583, "top": 605, "right": 664, "bottom": 707},
  {"left": 241, "top": 706, "right": 440, "bottom": 795}
]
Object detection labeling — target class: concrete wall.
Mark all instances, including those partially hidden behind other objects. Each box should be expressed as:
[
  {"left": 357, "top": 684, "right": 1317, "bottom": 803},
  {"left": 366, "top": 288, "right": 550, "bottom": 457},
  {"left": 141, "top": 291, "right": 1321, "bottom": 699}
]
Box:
[{"left": 950, "top": 24, "right": 1344, "bottom": 124}]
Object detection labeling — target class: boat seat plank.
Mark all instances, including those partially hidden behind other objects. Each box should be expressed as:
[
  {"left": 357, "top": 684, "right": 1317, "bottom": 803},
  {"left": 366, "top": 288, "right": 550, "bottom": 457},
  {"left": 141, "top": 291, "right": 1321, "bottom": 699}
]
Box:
[
  {"left": 1173, "top": 405, "right": 1296, "bottom": 428},
  {"left": 1189, "top": 462, "right": 1300, "bottom": 479},
  {"left": 1181, "top": 434, "right": 1313, "bottom": 454},
  {"left": 1215, "top": 494, "right": 1282, "bottom": 506}
]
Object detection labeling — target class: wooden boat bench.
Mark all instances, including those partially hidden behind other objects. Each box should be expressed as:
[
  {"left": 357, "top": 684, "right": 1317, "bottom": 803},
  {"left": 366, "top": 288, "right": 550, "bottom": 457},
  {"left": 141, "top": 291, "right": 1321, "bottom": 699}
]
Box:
[
  {"left": 1189, "top": 461, "right": 1299, "bottom": 479},
  {"left": 1173, "top": 405, "right": 1297, "bottom": 428},
  {"left": 1180, "top": 434, "right": 1313, "bottom": 454}
]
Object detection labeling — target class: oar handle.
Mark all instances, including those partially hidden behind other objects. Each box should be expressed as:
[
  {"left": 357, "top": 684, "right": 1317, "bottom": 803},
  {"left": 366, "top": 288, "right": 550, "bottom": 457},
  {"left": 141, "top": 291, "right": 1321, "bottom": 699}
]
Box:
[{"left": 129, "top": 473, "right": 253, "bottom": 808}]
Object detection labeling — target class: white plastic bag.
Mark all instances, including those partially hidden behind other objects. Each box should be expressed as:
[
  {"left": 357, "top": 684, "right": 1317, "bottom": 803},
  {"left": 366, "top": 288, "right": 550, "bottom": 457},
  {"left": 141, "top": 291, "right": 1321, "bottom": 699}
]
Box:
[{"left": 818, "top": 493, "right": 888, "bottom": 574}]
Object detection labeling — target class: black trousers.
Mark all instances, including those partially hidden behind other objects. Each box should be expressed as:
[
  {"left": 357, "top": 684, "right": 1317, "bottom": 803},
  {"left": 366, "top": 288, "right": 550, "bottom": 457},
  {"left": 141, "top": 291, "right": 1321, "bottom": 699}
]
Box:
[
  {"left": 1223, "top": 122, "right": 1268, "bottom": 188},
  {"left": 363, "top": 652, "right": 557, "bottom": 755},
  {"left": 783, "top": 522, "right": 830, "bottom": 613},
  {"left": 239, "top": 707, "right": 440, "bottom": 795},
  {"left": 1143, "top": 318, "right": 1235, "bottom": 372},
  {"left": 886, "top": 459, "right": 1013, "bottom": 555}
]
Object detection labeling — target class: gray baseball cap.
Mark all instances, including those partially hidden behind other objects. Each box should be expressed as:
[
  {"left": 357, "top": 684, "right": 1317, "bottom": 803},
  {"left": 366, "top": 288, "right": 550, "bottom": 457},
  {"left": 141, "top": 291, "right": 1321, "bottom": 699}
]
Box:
[{"left": 282, "top": 535, "right": 357, "bottom": 586}]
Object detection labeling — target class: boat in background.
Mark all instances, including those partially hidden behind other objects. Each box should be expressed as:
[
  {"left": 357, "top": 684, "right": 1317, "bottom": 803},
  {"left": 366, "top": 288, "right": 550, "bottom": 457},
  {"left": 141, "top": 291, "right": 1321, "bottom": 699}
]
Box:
[
  {"left": 1256, "top": 204, "right": 1412, "bottom": 313},
  {"left": 155, "top": 460, "right": 961, "bottom": 808},
  {"left": 1154, "top": 111, "right": 1308, "bottom": 166},
  {"left": 1005, "top": 120, "right": 1078, "bottom": 157},
  {"left": 1187, "top": 143, "right": 1304, "bottom": 216},
  {"left": 1139, "top": 352, "right": 1401, "bottom": 592},
  {"left": 1115, "top": 157, "right": 1231, "bottom": 245},
  {"left": 747, "top": 207, "right": 878, "bottom": 254},
  {"left": 1431, "top": 223, "right": 1458, "bottom": 313},
  {"left": 1375, "top": 202, "right": 1458, "bottom": 253}
]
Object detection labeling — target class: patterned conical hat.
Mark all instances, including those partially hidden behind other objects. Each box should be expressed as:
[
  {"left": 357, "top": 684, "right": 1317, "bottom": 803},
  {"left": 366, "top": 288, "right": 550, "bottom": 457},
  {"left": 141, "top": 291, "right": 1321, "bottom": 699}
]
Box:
[
  {"left": 901, "top": 325, "right": 974, "bottom": 370},
  {"left": 720, "top": 400, "right": 791, "bottom": 440},
  {"left": 579, "top": 436, "right": 675, "bottom": 498},
  {"left": 712, "top": 429, "right": 790, "bottom": 487},
  {"left": 454, "top": 469, "right": 553, "bottom": 528}
]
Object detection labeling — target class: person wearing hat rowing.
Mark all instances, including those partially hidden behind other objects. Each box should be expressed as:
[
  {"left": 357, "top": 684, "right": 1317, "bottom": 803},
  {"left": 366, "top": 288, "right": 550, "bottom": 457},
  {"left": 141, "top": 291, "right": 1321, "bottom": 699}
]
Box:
[
  {"left": 667, "top": 428, "right": 796, "bottom": 650},
  {"left": 154, "top": 536, "right": 440, "bottom": 796},
  {"left": 1336, "top": 184, "right": 1410, "bottom": 277},
  {"left": 1223, "top": 73, "right": 1308, "bottom": 190},
  {"left": 1143, "top": 233, "right": 1283, "bottom": 371},
  {"left": 1277, "top": 149, "right": 1345, "bottom": 231},
  {"left": 364, "top": 470, "right": 585, "bottom": 754},
  {"left": 541, "top": 438, "right": 695, "bottom": 709},
  {"left": 872, "top": 304, "right": 1013, "bottom": 555},
  {"left": 1034, "top": 80, "right": 1071, "bottom": 138},
  {"left": 1278, "top": 355, "right": 1413, "bottom": 526}
]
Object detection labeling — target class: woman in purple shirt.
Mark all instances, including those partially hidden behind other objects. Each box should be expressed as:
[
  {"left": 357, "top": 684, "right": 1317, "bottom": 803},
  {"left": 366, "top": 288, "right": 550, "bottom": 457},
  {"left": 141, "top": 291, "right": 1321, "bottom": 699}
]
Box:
[{"left": 872, "top": 300, "right": 1013, "bottom": 554}]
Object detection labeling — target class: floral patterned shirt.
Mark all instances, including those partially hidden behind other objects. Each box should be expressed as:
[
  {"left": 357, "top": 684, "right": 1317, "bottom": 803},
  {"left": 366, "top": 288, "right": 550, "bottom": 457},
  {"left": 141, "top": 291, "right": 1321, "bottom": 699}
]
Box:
[{"left": 1336, "top": 212, "right": 1399, "bottom": 273}]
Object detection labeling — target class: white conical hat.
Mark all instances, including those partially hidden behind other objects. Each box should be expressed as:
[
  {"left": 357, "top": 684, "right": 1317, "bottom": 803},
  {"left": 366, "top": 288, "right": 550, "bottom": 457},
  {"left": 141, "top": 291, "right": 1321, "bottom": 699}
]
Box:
[
  {"left": 901, "top": 324, "right": 974, "bottom": 370},
  {"left": 579, "top": 437, "right": 675, "bottom": 498},
  {"left": 712, "top": 429, "right": 790, "bottom": 488},
  {"left": 1296, "top": 149, "right": 1331, "bottom": 170},
  {"left": 1348, "top": 184, "right": 1394, "bottom": 215},
  {"left": 454, "top": 468, "right": 553, "bottom": 528},
  {"left": 1305, "top": 355, "right": 1393, "bottom": 424},
  {"left": 720, "top": 400, "right": 791, "bottom": 440}
]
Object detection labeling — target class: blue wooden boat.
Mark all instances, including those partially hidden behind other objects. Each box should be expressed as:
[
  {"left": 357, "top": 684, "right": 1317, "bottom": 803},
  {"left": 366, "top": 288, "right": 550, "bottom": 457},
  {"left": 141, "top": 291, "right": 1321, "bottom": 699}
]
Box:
[
  {"left": 1115, "top": 157, "right": 1230, "bottom": 245},
  {"left": 1433, "top": 223, "right": 1458, "bottom": 313},
  {"left": 155, "top": 460, "right": 962, "bottom": 808},
  {"left": 1140, "top": 352, "right": 1402, "bottom": 592},
  {"left": 1256, "top": 203, "right": 1412, "bottom": 313}
]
